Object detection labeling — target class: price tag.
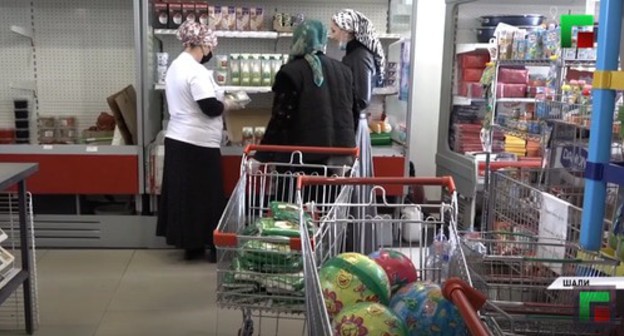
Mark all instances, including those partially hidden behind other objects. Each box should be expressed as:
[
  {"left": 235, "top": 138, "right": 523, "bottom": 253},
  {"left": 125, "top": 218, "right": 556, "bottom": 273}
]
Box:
[
  {"left": 86, "top": 146, "right": 98, "bottom": 153},
  {"left": 43, "top": 145, "right": 53, "bottom": 150}
]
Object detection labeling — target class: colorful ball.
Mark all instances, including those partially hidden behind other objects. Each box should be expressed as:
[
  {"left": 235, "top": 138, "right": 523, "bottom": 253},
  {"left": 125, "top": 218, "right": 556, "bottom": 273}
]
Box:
[
  {"left": 320, "top": 252, "right": 391, "bottom": 318},
  {"left": 369, "top": 249, "right": 419, "bottom": 294},
  {"left": 332, "top": 302, "right": 408, "bottom": 336},
  {"left": 390, "top": 282, "right": 467, "bottom": 336}
]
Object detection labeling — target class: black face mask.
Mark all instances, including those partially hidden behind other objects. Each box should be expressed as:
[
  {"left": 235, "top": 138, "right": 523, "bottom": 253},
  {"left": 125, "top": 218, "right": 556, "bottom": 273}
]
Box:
[{"left": 200, "top": 51, "right": 213, "bottom": 64}]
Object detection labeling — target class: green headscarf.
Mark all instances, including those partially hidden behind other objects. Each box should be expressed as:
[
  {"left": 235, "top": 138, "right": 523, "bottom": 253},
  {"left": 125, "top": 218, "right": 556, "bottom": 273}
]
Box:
[{"left": 289, "top": 20, "right": 327, "bottom": 87}]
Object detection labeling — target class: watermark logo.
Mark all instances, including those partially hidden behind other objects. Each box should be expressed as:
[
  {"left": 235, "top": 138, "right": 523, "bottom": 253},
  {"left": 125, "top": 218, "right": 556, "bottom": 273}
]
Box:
[{"left": 576, "top": 287, "right": 616, "bottom": 323}]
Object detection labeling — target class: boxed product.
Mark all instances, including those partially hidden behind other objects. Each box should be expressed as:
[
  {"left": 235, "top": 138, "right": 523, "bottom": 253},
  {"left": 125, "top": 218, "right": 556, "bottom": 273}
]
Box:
[
  {"left": 208, "top": 6, "right": 221, "bottom": 31},
  {"left": 250, "top": 8, "right": 265, "bottom": 31},
  {"left": 525, "top": 29, "right": 543, "bottom": 60},
  {"left": 237, "top": 7, "right": 251, "bottom": 31},
  {"left": 458, "top": 53, "right": 489, "bottom": 69},
  {"left": 498, "top": 67, "right": 529, "bottom": 84},
  {"left": 497, "top": 83, "right": 527, "bottom": 98},
  {"left": 167, "top": 2, "right": 183, "bottom": 29},
  {"left": 196, "top": 3, "right": 209, "bottom": 25},
  {"left": 461, "top": 68, "right": 484, "bottom": 82},
  {"left": 221, "top": 6, "right": 236, "bottom": 30},
  {"left": 458, "top": 82, "right": 483, "bottom": 98},
  {"left": 153, "top": 1, "right": 169, "bottom": 29},
  {"left": 182, "top": 3, "right": 196, "bottom": 23}
]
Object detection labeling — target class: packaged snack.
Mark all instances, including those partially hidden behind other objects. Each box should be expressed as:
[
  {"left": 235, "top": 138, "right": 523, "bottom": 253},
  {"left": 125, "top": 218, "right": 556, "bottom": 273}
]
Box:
[
  {"left": 497, "top": 83, "right": 527, "bottom": 98},
  {"left": 250, "top": 8, "right": 265, "bottom": 31},
  {"left": 256, "top": 217, "right": 300, "bottom": 237},
  {"left": 229, "top": 54, "right": 241, "bottom": 85},
  {"left": 240, "top": 55, "right": 252, "bottom": 86},
  {"left": 215, "top": 71, "right": 228, "bottom": 85},
  {"left": 458, "top": 53, "right": 489, "bottom": 69},
  {"left": 196, "top": 3, "right": 209, "bottom": 25},
  {"left": 216, "top": 54, "right": 228, "bottom": 70},
  {"left": 526, "top": 29, "right": 543, "bottom": 60},
  {"left": 250, "top": 55, "right": 262, "bottom": 86},
  {"left": 461, "top": 68, "right": 483, "bottom": 82},
  {"left": 167, "top": 2, "right": 183, "bottom": 29},
  {"left": 498, "top": 67, "right": 529, "bottom": 84},
  {"left": 182, "top": 3, "right": 196, "bottom": 23},
  {"left": 153, "top": 1, "right": 169, "bottom": 29},
  {"left": 236, "top": 7, "right": 251, "bottom": 31},
  {"left": 208, "top": 6, "right": 221, "bottom": 31},
  {"left": 261, "top": 56, "right": 272, "bottom": 86},
  {"left": 221, "top": 6, "right": 236, "bottom": 30},
  {"left": 458, "top": 82, "right": 484, "bottom": 98},
  {"left": 270, "top": 201, "right": 313, "bottom": 225}
]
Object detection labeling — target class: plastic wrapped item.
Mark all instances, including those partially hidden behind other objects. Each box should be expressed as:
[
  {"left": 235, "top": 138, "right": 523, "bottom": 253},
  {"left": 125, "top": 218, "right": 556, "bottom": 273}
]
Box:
[
  {"left": 425, "top": 232, "right": 452, "bottom": 283},
  {"left": 229, "top": 54, "right": 241, "bottom": 85},
  {"left": 458, "top": 53, "right": 489, "bottom": 69},
  {"left": 497, "top": 83, "right": 527, "bottom": 98},
  {"left": 499, "top": 67, "right": 528, "bottom": 84},
  {"left": 461, "top": 68, "right": 483, "bottom": 82},
  {"left": 270, "top": 201, "right": 312, "bottom": 225},
  {"left": 458, "top": 82, "right": 483, "bottom": 98},
  {"left": 526, "top": 29, "right": 544, "bottom": 60},
  {"left": 256, "top": 217, "right": 312, "bottom": 238}
]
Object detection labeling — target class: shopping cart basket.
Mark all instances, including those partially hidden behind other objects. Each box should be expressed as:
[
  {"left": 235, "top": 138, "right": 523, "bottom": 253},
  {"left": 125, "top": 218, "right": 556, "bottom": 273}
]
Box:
[
  {"left": 295, "top": 176, "right": 459, "bottom": 335},
  {"left": 446, "top": 170, "right": 623, "bottom": 335},
  {"left": 213, "top": 145, "right": 359, "bottom": 336}
]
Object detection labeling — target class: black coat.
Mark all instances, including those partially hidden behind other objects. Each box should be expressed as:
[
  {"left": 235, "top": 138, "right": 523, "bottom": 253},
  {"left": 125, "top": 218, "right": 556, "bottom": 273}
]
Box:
[
  {"left": 343, "top": 40, "right": 377, "bottom": 111},
  {"left": 258, "top": 54, "right": 358, "bottom": 163}
]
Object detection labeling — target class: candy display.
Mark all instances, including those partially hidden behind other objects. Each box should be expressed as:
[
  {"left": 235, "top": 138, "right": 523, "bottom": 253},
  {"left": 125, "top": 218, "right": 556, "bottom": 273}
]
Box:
[
  {"left": 390, "top": 282, "right": 467, "bottom": 336},
  {"left": 320, "top": 252, "right": 391, "bottom": 318},
  {"left": 368, "top": 249, "right": 418, "bottom": 294},
  {"left": 332, "top": 302, "right": 408, "bottom": 336}
]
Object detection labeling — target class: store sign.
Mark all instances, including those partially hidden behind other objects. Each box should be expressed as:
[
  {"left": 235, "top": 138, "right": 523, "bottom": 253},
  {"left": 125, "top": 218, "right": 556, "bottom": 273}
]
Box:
[{"left": 559, "top": 145, "right": 588, "bottom": 170}]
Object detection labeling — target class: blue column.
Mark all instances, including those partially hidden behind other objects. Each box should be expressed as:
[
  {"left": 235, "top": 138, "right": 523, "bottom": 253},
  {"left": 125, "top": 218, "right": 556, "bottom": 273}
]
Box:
[{"left": 580, "top": 0, "right": 623, "bottom": 251}]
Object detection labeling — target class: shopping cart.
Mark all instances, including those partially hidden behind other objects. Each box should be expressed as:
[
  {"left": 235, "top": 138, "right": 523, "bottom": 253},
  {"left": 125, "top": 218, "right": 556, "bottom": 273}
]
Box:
[
  {"left": 445, "top": 170, "right": 624, "bottom": 335},
  {"left": 213, "top": 145, "right": 359, "bottom": 336},
  {"left": 295, "top": 175, "right": 459, "bottom": 335}
]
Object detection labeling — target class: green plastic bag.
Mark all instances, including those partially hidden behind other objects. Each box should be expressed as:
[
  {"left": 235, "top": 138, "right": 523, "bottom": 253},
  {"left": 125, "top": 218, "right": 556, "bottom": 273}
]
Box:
[
  {"left": 270, "top": 201, "right": 312, "bottom": 224},
  {"left": 256, "top": 217, "right": 314, "bottom": 238}
]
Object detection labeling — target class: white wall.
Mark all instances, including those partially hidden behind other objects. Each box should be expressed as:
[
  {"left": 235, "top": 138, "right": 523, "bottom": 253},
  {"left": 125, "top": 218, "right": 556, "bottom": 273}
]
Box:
[{"left": 408, "top": 0, "right": 446, "bottom": 199}]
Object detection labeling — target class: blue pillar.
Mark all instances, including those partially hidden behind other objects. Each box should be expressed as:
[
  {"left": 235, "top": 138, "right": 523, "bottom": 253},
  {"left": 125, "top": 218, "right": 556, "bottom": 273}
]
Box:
[{"left": 580, "top": 0, "right": 623, "bottom": 251}]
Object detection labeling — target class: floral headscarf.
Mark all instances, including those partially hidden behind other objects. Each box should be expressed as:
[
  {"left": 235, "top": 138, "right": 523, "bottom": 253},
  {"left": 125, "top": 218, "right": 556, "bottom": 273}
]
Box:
[
  {"left": 289, "top": 20, "right": 327, "bottom": 87},
  {"left": 332, "top": 9, "right": 386, "bottom": 80},
  {"left": 176, "top": 20, "right": 218, "bottom": 48}
]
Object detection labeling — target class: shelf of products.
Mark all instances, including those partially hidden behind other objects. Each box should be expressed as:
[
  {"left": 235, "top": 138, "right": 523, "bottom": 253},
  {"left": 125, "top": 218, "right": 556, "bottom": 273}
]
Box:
[{"left": 153, "top": 29, "right": 402, "bottom": 40}]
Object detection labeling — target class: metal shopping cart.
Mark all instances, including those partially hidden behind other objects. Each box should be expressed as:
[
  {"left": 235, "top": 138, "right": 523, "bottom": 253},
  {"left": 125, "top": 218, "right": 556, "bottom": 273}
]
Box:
[
  {"left": 295, "top": 175, "right": 460, "bottom": 335},
  {"left": 213, "top": 145, "right": 359, "bottom": 336},
  {"left": 445, "top": 170, "right": 624, "bottom": 335}
]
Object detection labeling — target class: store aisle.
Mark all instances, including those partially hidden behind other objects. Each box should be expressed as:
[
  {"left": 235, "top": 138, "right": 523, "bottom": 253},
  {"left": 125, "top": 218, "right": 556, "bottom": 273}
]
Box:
[{"left": 1, "top": 250, "right": 304, "bottom": 336}]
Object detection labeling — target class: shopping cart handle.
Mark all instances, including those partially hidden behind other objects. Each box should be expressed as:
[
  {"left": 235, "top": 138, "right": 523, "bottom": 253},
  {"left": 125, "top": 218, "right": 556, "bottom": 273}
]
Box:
[
  {"left": 443, "top": 278, "right": 490, "bottom": 336},
  {"left": 243, "top": 144, "right": 360, "bottom": 157},
  {"left": 297, "top": 176, "right": 456, "bottom": 193}
]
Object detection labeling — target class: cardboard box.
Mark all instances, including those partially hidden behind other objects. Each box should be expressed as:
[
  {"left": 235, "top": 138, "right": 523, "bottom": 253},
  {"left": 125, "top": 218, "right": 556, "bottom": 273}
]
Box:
[
  {"left": 236, "top": 7, "right": 251, "bottom": 31},
  {"left": 461, "top": 68, "right": 484, "bottom": 82},
  {"left": 153, "top": 1, "right": 169, "bottom": 29},
  {"left": 209, "top": 6, "right": 221, "bottom": 31},
  {"left": 221, "top": 6, "right": 236, "bottom": 30},
  {"left": 250, "top": 8, "right": 265, "bottom": 31},
  {"left": 107, "top": 85, "right": 137, "bottom": 145},
  {"left": 458, "top": 52, "right": 489, "bottom": 69},
  {"left": 499, "top": 67, "right": 529, "bottom": 84}
]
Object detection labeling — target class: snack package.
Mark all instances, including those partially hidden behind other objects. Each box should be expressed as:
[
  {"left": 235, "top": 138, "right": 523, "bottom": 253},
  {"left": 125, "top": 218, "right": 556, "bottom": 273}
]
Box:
[
  {"left": 221, "top": 6, "right": 236, "bottom": 30},
  {"left": 261, "top": 56, "right": 272, "bottom": 86},
  {"left": 461, "top": 68, "right": 483, "bottom": 82},
  {"left": 182, "top": 3, "right": 196, "bottom": 23},
  {"left": 255, "top": 217, "right": 301, "bottom": 237},
  {"left": 196, "top": 3, "right": 209, "bottom": 25},
  {"left": 526, "top": 29, "right": 544, "bottom": 60},
  {"left": 458, "top": 53, "right": 489, "bottom": 69},
  {"left": 153, "top": 1, "right": 169, "bottom": 29},
  {"left": 496, "top": 83, "right": 527, "bottom": 98},
  {"left": 229, "top": 54, "right": 241, "bottom": 85},
  {"left": 215, "top": 71, "right": 228, "bottom": 85},
  {"left": 209, "top": 6, "right": 221, "bottom": 31},
  {"left": 270, "top": 201, "right": 313, "bottom": 225},
  {"left": 250, "top": 8, "right": 265, "bottom": 31},
  {"left": 498, "top": 67, "right": 529, "bottom": 84},
  {"left": 167, "top": 2, "right": 183, "bottom": 29},
  {"left": 216, "top": 54, "right": 228, "bottom": 70},
  {"left": 240, "top": 55, "right": 252, "bottom": 86},
  {"left": 236, "top": 7, "right": 251, "bottom": 31},
  {"left": 250, "top": 55, "right": 262, "bottom": 86}
]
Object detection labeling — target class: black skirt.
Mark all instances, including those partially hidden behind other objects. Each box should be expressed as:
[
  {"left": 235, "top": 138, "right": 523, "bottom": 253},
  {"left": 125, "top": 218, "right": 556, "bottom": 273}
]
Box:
[{"left": 156, "top": 137, "right": 225, "bottom": 249}]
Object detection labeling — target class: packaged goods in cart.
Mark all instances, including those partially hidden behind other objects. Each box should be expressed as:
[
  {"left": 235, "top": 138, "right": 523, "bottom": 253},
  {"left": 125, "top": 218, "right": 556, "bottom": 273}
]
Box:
[
  {"left": 182, "top": 3, "right": 196, "bottom": 23},
  {"left": 255, "top": 217, "right": 314, "bottom": 237},
  {"left": 229, "top": 54, "right": 241, "bottom": 85},
  {"left": 153, "top": 1, "right": 169, "bottom": 29},
  {"left": 270, "top": 201, "right": 313, "bottom": 225},
  {"left": 250, "top": 8, "right": 264, "bottom": 31},
  {"left": 236, "top": 7, "right": 250, "bottom": 31},
  {"left": 208, "top": 6, "right": 221, "bottom": 31},
  {"left": 196, "top": 3, "right": 208, "bottom": 25},
  {"left": 167, "top": 2, "right": 183, "bottom": 29},
  {"left": 424, "top": 232, "right": 452, "bottom": 282}
]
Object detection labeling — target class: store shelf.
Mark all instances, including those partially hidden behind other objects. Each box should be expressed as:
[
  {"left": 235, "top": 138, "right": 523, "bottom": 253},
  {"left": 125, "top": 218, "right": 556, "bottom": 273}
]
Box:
[
  {"left": 453, "top": 96, "right": 485, "bottom": 106},
  {"left": 372, "top": 143, "right": 405, "bottom": 157},
  {"left": 492, "top": 124, "right": 542, "bottom": 141},
  {"left": 0, "top": 145, "right": 139, "bottom": 155},
  {"left": 372, "top": 87, "right": 399, "bottom": 95},
  {"left": 497, "top": 97, "right": 536, "bottom": 103},
  {"left": 154, "top": 29, "right": 402, "bottom": 40},
  {"left": 498, "top": 59, "right": 553, "bottom": 66},
  {"left": 456, "top": 43, "right": 492, "bottom": 54},
  {"left": 154, "top": 84, "right": 272, "bottom": 93}
]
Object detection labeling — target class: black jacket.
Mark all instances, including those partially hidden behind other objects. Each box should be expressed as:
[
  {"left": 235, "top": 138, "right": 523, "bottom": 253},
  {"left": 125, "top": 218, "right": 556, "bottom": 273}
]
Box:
[
  {"left": 343, "top": 40, "right": 376, "bottom": 111},
  {"left": 258, "top": 54, "right": 358, "bottom": 163}
]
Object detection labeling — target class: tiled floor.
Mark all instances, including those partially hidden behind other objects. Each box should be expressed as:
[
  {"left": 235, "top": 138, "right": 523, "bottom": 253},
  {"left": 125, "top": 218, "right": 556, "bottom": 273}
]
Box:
[{"left": 0, "top": 249, "right": 306, "bottom": 336}]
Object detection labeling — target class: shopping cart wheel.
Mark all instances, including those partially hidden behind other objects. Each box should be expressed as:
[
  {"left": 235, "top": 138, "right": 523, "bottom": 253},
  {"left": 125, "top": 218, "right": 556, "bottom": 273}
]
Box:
[{"left": 238, "top": 318, "right": 254, "bottom": 336}]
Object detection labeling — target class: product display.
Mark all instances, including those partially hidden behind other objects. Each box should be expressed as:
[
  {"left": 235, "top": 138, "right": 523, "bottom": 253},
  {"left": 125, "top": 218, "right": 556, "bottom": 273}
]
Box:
[
  {"left": 154, "top": 1, "right": 169, "bottom": 29},
  {"left": 219, "top": 53, "right": 287, "bottom": 87},
  {"left": 167, "top": 2, "right": 183, "bottom": 29}
]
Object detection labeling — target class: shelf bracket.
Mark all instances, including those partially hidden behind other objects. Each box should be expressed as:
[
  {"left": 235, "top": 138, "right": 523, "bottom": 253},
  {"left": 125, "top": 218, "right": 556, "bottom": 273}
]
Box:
[{"left": 10, "top": 25, "right": 33, "bottom": 40}]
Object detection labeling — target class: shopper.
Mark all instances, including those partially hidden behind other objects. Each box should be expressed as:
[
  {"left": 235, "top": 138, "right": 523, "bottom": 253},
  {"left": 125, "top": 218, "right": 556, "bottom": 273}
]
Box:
[
  {"left": 257, "top": 19, "right": 357, "bottom": 168},
  {"left": 156, "top": 20, "right": 237, "bottom": 262},
  {"left": 330, "top": 9, "right": 386, "bottom": 111}
]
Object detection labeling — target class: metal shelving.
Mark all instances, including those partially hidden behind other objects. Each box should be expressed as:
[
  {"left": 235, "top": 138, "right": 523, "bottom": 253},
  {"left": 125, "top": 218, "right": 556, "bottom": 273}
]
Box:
[{"left": 153, "top": 29, "right": 402, "bottom": 40}]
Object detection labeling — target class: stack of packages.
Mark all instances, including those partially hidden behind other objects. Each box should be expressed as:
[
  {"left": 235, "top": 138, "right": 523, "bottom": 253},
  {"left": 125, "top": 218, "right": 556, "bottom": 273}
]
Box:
[
  {"left": 504, "top": 135, "right": 526, "bottom": 157},
  {"left": 497, "top": 67, "right": 528, "bottom": 98},
  {"left": 224, "top": 201, "right": 316, "bottom": 305},
  {"left": 457, "top": 52, "right": 489, "bottom": 98},
  {"left": 449, "top": 104, "right": 483, "bottom": 154}
]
